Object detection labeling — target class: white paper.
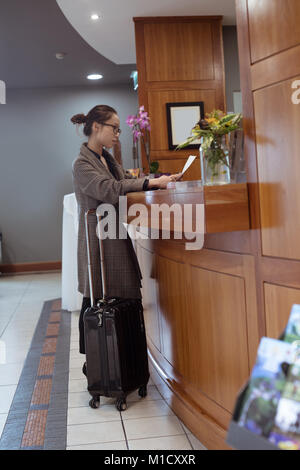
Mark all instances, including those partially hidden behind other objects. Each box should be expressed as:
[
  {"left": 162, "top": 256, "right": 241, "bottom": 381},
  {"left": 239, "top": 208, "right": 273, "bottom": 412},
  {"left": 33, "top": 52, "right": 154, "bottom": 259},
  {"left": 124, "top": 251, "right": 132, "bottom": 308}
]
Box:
[{"left": 181, "top": 155, "right": 197, "bottom": 175}]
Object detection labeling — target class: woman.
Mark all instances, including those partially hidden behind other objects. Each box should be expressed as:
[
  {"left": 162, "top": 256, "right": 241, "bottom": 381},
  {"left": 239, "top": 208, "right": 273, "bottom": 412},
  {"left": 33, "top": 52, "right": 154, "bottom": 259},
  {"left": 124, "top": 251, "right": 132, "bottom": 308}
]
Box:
[{"left": 71, "top": 105, "right": 182, "bottom": 359}]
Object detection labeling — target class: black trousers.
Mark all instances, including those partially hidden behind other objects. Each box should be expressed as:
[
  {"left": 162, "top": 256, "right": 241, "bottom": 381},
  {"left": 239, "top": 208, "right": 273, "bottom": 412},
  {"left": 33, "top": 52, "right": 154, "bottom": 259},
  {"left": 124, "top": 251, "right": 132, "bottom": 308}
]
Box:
[{"left": 79, "top": 297, "right": 99, "bottom": 354}]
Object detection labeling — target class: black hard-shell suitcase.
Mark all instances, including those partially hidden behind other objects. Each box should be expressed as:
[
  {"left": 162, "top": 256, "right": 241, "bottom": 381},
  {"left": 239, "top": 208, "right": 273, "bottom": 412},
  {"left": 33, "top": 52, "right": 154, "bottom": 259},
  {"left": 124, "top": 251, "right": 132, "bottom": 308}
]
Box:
[{"left": 83, "top": 209, "right": 149, "bottom": 411}]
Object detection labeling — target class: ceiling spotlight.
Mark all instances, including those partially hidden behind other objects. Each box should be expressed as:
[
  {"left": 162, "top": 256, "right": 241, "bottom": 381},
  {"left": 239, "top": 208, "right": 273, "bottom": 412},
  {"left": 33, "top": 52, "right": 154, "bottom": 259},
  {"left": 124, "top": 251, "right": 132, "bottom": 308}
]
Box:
[
  {"left": 55, "top": 52, "right": 67, "bottom": 60},
  {"left": 91, "top": 13, "right": 101, "bottom": 20},
  {"left": 87, "top": 74, "right": 103, "bottom": 80}
]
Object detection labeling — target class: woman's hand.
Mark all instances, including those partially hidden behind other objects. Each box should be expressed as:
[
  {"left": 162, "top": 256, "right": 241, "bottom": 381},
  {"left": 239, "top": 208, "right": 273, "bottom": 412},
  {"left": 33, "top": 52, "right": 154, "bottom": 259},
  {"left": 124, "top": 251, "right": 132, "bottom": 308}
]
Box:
[
  {"left": 172, "top": 172, "right": 183, "bottom": 182},
  {"left": 148, "top": 173, "right": 183, "bottom": 189}
]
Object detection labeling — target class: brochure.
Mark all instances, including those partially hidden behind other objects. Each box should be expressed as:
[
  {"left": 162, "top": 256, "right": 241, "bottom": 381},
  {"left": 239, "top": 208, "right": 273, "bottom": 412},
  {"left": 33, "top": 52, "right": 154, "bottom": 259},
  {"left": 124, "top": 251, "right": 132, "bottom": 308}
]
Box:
[
  {"left": 238, "top": 337, "right": 294, "bottom": 438},
  {"left": 283, "top": 304, "right": 300, "bottom": 344},
  {"left": 268, "top": 359, "right": 300, "bottom": 450}
]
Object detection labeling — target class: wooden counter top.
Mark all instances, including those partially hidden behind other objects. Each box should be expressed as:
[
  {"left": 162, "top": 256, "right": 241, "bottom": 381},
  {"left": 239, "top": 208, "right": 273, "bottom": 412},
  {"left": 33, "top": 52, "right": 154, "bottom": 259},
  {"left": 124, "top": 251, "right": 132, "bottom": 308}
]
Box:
[{"left": 126, "top": 181, "right": 250, "bottom": 234}]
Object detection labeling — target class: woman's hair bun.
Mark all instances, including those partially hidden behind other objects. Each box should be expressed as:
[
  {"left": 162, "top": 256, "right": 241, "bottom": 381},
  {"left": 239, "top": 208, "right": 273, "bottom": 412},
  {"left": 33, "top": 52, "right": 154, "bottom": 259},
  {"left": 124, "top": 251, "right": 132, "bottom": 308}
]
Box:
[
  {"left": 71, "top": 113, "right": 87, "bottom": 125},
  {"left": 71, "top": 105, "right": 117, "bottom": 136}
]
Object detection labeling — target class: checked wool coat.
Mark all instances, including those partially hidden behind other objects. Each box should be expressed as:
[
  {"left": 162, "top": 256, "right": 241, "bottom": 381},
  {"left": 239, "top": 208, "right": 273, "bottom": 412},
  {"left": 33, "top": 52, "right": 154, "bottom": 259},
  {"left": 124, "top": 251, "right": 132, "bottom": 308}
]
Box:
[{"left": 72, "top": 143, "right": 148, "bottom": 300}]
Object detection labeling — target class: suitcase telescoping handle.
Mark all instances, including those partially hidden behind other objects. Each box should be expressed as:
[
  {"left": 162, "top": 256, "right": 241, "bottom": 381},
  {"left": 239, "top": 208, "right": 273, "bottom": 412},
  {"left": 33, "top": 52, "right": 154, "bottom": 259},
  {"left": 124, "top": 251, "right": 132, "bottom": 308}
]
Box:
[{"left": 85, "top": 209, "right": 108, "bottom": 307}]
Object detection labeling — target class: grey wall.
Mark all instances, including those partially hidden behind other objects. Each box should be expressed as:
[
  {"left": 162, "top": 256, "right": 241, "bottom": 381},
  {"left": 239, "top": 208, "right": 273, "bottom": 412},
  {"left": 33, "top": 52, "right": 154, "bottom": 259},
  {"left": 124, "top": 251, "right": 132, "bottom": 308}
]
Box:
[
  {"left": 0, "top": 84, "right": 138, "bottom": 264},
  {"left": 223, "top": 26, "right": 241, "bottom": 112}
]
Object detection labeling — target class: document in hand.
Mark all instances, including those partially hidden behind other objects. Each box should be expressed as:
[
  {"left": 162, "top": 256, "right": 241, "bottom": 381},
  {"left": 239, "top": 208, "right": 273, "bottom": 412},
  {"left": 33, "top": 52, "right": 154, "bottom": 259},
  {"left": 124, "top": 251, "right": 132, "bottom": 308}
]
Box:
[{"left": 181, "top": 155, "right": 197, "bottom": 176}]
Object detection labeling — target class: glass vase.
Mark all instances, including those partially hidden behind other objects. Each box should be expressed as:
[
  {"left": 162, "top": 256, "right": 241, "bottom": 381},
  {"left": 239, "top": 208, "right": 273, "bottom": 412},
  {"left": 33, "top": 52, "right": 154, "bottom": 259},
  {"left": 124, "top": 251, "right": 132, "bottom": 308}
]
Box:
[
  {"left": 200, "top": 137, "right": 231, "bottom": 186},
  {"left": 132, "top": 140, "right": 140, "bottom": 169}
]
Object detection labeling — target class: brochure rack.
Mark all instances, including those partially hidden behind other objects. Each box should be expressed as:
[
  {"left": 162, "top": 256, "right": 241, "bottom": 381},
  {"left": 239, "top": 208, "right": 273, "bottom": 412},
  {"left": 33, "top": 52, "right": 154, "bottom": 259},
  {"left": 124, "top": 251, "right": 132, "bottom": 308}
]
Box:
[
  {"left": 226, "top": 383, "right": 279, "bottom": 450},
  {"left": 227, "top": 333, "right": 286, "bottom": 450}
]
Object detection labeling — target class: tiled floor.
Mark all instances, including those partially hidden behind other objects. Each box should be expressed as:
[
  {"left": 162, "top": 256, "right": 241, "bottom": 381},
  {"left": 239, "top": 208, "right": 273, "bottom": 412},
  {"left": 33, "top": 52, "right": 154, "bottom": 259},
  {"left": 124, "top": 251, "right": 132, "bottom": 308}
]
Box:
[{"left": 0, "top": 272, "right": 206, "bottom": 451}]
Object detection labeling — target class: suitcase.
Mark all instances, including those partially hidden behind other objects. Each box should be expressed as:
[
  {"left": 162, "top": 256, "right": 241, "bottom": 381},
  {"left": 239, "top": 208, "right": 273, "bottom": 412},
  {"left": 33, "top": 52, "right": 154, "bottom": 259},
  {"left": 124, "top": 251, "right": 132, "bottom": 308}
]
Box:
[{"left": 83, "top": 209, "right": 150, "bottom": 411}]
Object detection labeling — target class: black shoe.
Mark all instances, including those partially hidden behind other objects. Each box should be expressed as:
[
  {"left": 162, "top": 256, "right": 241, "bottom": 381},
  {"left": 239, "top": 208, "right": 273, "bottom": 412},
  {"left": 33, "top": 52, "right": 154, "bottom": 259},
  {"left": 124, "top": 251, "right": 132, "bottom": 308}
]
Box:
[{"left": 82, "top": 362, "right": 87, "bottom": 377}]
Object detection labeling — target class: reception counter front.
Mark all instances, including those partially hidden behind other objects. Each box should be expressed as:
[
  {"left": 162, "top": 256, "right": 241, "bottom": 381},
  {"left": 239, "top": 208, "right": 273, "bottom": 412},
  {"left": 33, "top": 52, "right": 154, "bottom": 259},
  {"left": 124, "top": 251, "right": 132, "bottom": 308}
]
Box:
[{"left": 127, "top": 182, "right": 258, "bottom": 450}]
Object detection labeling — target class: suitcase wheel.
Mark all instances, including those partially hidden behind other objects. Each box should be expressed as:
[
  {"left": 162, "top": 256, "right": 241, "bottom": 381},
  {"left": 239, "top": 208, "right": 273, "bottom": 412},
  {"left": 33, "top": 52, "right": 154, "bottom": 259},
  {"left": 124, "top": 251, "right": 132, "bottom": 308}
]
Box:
[
  {"left": 116, "top": 397, "right": 127, "bottom": 412},
  {"left": 89, "top": 396, "right": 100, "bottom": 409},
  {"left": 138, "top": 385, "right": 147, "bottom": 398}
]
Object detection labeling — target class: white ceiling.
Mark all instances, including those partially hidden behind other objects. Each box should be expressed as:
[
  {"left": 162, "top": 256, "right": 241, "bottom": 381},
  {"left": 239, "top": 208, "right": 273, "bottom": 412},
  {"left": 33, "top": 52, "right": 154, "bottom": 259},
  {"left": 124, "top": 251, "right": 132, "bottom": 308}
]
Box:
[{"left": 56, "top": 0, "right": 236, "bottom": 64}]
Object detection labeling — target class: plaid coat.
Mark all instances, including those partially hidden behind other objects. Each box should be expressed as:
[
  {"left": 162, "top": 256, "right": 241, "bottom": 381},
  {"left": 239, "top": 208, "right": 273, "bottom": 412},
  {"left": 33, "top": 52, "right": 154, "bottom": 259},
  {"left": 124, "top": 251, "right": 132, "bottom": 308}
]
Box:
[{"left": 72, "top": 143, "right": 148, "bottom": 300}]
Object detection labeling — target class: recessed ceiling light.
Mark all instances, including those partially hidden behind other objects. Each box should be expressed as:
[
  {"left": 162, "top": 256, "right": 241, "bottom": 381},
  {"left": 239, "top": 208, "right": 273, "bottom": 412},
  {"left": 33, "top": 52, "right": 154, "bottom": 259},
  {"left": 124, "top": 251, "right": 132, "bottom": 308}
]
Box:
[
  {"left": 55, "top": 52, "right": 67, "bottom": 60},
  {"left": 87, "top": 74, "right": 103, "bottom": 80},
  {"left": 91, "top": 13, "right": 101, "bottom": 20}
]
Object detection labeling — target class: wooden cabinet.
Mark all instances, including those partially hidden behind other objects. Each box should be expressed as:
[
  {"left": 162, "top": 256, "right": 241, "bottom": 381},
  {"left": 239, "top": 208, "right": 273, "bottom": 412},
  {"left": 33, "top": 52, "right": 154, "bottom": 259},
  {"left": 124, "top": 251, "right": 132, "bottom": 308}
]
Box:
[
  {"left": 248, "top": 0, "right": 300, "bottom": 63},
  {"left": 134, "top": 16, "right": 225, "bottom": 174},
  {"left": 131, "top": 1, "right": 300, "bottom": 450},
  {"left": 186, "top": 262, "right": 250, "bottom": 412},
  {"left": 264, "top": 283, "right": 300, "bottom": 339},
  {"left": 236, "top": 0, "right": 300, "bottom": 318},
  {"left": 134, "top": 238, "right": 259, "bottom": 449},
  {"left": 143, "top": 22, "right": 215, "bottom": 82},
  {"left": 156, "top": 255, "right": 189, "bottom": 375},
  {"left": 254, "top": 78, "right": 300, "bottom": 259}
]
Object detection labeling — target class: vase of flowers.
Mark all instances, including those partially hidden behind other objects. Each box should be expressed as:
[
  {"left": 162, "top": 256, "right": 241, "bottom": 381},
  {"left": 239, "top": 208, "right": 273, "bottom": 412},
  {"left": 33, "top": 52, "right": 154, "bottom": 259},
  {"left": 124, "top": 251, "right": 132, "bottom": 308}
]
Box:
[
  {"left": 177, "top": 110, "right": 242, "bottom": 185},
  {"left": 200, "top": 135, "right": 230, "bottom": 185},
  {"left": 126, "top": 106, "right": 159, "bottom": 174}
]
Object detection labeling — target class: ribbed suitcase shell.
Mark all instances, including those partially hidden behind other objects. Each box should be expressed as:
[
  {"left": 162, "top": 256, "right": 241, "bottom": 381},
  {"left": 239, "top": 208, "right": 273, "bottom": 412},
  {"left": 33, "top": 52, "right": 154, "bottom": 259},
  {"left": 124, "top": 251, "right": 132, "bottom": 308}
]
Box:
[
  {"left": 84, "top": 298, "right": 149, "bottom": 399},
  {"left": 83, "top": 209, "right": 149, "bottom": 409}
]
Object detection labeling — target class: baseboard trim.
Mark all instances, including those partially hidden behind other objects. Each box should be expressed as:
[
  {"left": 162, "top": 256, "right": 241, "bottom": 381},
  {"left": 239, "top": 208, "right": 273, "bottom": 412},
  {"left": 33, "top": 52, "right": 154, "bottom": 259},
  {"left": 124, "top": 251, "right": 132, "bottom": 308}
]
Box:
[{"left": 0, "top": 261, "right": 62, "bottom": 274}]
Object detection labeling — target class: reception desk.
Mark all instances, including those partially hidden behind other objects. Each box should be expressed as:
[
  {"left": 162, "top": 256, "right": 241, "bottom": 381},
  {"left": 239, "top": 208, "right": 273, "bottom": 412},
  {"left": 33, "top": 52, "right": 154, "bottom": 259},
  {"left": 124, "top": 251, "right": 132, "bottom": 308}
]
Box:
[
  {"left": 127, "top": 182, "right": 257, "bottom": 450},
  {"left": 127, "top": 181, "right": 250, "bottom": 235}
]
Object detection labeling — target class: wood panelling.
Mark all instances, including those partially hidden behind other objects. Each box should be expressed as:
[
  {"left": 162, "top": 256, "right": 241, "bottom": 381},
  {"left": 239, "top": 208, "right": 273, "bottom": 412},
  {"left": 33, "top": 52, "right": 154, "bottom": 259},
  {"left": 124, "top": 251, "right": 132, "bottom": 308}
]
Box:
[
  {"left": 148, "top": 353, "right": 231, "bottom": 449},
  {"left": 187, "top": 266, "right": 249, "bottom": 412},
  {"left": 129, "top": 1, "right": 300, "bottom": 449},
  {"left": 131, "top": 2, "right": 300, "bottom": 448},
  {"left": 134, "top": 237, "right": 260, "bottom": 446},
  {"left": 134, "top": 16, "right": 225, "bottom": 173},
  {"left": 144, "top": 22, "right": 214, "bottom": 82},
  {"left": 204, "top": 231, "right": 251, "bottom": 254},
  {"left": 148, "top": 89, "right": 216, "bottom": 152},
  {"left": 261, "top": 257, "right": 300, "bottom": 290},
  {"left": 233, "top": 0, "right": 300, "bottom": 450},
  {"left": 254, "top": 77, "right": 300, "bottom": 259},
  {"left": 155, "top": 158, "right": 201, "bottom": 181},
  {"left": 184, "top": 248, "right": 260, "bottom": 368},
  {"left": 156, "top": 255, "right": 189, "bottom": 376},
  {"left": 248, "top": 0, "right": 300, "bottom": 63},
  {"left": 251, "top": 44, "right": 300, "bottom": 91},
  {"left": 264, "top": 283, "right": 300, "bottom": 339},
  {"left": 127, "top": 183, "right": 250, "bottom": 235},
  {"left": 204, "top": 183, "right": 250, "bottom": 234}
]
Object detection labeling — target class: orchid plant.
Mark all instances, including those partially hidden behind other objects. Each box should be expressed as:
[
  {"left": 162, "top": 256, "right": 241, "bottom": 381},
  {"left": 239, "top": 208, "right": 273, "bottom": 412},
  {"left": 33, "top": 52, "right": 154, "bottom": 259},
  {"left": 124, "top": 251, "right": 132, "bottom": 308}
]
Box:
[
  {"left": 126, "top": 106, "right": 151, "bottom": 142},
  {"left": 126, "top": 106, "right": 158, "bottom": 172}
]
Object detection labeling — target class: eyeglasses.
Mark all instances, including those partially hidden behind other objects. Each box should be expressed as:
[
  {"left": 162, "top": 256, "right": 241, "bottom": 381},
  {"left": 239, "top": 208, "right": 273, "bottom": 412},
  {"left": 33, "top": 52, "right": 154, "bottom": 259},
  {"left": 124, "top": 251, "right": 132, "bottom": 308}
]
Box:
[{"left": 102, "top": 123, "right": 122, "bottom": 135}]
